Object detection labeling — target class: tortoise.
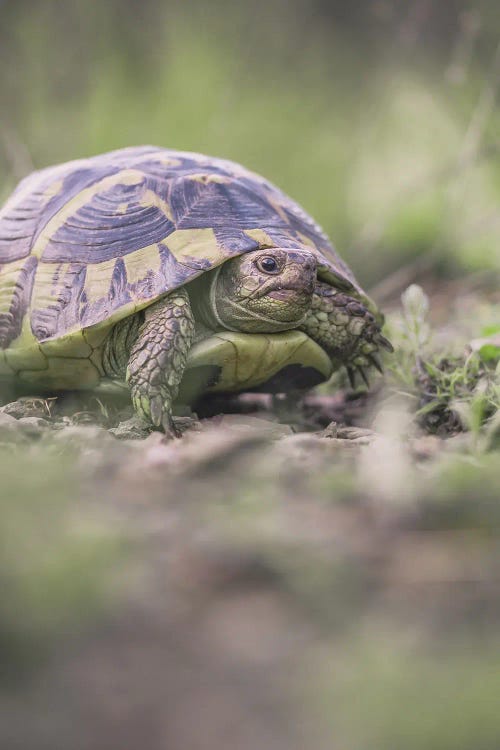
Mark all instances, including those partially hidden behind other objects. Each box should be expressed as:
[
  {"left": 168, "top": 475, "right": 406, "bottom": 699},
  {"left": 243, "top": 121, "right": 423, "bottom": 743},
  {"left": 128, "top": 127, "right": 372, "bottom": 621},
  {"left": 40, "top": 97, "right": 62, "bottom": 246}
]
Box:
[{"left": 0, "top": 146, "right": 392, "bottom": 435}]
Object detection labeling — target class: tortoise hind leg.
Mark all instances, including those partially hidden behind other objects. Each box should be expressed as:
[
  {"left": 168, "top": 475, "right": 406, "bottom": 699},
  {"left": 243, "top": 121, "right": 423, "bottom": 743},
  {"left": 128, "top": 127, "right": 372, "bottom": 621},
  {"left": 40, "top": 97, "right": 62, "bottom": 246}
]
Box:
[{"left": 126, "top": 288, "right": 195, "bottom": 436}]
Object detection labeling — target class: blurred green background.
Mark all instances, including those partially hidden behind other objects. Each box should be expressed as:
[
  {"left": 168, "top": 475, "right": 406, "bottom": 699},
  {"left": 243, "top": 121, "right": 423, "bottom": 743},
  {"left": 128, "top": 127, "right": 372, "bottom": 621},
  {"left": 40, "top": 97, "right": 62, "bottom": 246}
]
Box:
[
  {"left": 1, "top": 3, "right": 500, "bottom": 749},
  {"left": 1, "top": 0, "right": 500, "bottom": 287}
]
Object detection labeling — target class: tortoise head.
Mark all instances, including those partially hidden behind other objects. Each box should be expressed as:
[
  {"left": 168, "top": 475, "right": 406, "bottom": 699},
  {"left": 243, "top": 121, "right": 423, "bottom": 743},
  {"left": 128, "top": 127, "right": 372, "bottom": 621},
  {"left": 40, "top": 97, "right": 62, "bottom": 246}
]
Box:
[{"left": 201, "top": 248, "right": 317, "bottom": 333}]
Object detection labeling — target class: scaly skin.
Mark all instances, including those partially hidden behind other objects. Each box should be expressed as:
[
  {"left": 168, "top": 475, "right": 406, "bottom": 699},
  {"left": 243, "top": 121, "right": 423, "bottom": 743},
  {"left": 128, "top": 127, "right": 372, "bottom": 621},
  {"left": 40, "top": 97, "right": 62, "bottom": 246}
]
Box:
[
  {"left": 125, "top": 289, "right": 195, "bottom": 436},
  {"left": 101, "top": 314, "right": 142, "bottom": 377},
  {"left": 299, "top": 281, "right": 393, "bottom": 386}
]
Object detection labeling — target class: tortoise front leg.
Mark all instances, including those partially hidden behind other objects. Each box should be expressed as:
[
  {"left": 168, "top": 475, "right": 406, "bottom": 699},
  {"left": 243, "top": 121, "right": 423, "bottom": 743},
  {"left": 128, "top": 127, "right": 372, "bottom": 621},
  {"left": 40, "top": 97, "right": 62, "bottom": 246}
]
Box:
[
  {"left": 126, "top": 288, "right": 195, "bottom": 435},
  {"left": 300, "top": 281, "right": 393, "bottom": 386}
]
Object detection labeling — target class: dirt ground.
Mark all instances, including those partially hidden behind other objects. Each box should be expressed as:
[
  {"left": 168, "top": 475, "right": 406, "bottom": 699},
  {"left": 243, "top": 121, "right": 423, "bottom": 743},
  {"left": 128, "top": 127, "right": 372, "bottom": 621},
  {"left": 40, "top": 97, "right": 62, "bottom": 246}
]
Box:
[{"left": 0, "top": 279, "right": 499, "bottom": 750}]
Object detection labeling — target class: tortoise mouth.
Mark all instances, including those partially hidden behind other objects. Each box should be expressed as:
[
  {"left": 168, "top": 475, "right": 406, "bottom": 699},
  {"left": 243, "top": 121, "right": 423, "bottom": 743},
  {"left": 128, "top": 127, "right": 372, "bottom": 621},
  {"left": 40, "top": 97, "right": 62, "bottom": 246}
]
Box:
[{"left": 268, "top": 288, "right": 307, "bottom": 302}]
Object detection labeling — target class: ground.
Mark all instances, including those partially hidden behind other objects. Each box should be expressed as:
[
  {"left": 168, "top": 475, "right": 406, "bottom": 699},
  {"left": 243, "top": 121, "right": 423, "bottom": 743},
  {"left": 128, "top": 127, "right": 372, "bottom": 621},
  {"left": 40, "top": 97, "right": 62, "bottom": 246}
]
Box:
[{"left": 0, "top": 277, "right": 499, "bottom": 749}]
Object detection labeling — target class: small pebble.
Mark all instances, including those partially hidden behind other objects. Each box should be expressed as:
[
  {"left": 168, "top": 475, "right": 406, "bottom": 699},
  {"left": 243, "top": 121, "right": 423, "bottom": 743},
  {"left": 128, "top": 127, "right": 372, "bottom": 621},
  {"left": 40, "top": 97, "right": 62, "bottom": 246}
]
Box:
[
  {"left": 17, "top": 417, "right": 51, "bottom": 437},
  {"left": 1, "top": 398, "right": 53, "bottom": 420},
  {"left": 0, "top": 412, "right": 29, "bottom": 443},
  {"left": 110, "top": 416, "right": 151, "bottom": 440}
]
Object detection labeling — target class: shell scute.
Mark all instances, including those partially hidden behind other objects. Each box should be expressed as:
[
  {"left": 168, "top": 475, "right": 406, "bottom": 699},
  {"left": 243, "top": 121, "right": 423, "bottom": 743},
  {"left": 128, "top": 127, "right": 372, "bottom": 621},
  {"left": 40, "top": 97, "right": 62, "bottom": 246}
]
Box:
[
  {"left": 30, "top": 262, "right": 86, "bottom": 340},
  {"left": 0, "top": 146, "right": 366, "bottom": 349},
  {"left": 41, "top": 179, "right": 174, "bottom": 264},
  {"left": 0, "top": 255, "right": 38, "bottom": 348},
  {"left": 167, "top": 173, "right": 278, "bottom": 232}
]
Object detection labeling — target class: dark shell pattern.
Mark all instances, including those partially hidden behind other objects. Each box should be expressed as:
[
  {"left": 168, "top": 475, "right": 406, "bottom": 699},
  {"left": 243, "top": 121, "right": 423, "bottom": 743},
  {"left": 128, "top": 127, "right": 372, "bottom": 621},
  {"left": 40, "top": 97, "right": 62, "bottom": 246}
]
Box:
[{"left": 0, "top": 146, "right": 364, "bottom": 353}]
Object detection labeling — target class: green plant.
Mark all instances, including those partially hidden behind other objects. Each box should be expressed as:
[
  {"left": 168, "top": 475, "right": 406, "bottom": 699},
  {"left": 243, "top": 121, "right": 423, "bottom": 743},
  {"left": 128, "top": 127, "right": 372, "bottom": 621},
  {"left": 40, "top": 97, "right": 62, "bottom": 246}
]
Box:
[{"left": 388, "top": 285, "right": 500, "bottom": 442}]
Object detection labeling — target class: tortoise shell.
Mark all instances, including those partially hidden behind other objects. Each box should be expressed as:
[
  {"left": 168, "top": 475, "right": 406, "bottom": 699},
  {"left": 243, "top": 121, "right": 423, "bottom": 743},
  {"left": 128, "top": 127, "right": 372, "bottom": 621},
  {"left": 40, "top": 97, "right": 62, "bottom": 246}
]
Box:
[{"left": 0, "top": 146, "right": 369, "bottom": 359}]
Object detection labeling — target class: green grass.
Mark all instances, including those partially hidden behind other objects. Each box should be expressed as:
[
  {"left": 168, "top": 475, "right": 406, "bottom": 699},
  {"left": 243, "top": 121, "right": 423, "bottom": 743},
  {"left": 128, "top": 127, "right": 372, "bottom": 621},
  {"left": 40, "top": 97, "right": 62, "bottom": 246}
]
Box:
[{"left": 386, "top": 284, "right": 500, "bottom": 445}]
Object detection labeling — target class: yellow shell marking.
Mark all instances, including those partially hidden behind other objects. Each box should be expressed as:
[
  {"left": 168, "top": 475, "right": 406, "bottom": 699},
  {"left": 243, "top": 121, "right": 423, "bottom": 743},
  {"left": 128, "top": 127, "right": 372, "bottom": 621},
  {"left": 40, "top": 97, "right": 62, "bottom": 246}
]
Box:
[
  {"left": 244, "top": 228, "right": 276, "bottom": 248},
  {"left": 187, "top": 173, "right": 232, "bottom": 184},
  {"left": 166, "top": 228, "right": 225, "bottom": 264},
  {"left": 81, "top": 243, "right": 163, "bottom": 306},
  {"left": 139, "top": 189, "right": 174, "bottom": 221},
  {"left": 42, "top": 179, "right": 64, "bottom": 200},
  {"left": 0, "top": 258, "right": 30, "bottom": 320},
  {"left": 122, "top": 244, "right": 162, "bottom": 285},
  {"left": 156, "top": 157, "right": 183, "bottom": 168},
  {"left": 82, "top": 259, "right": 119, "bottom": 305},
  {"left": 296, "top": 231, "right": 318, "bottom": 250},
  {"left": 267, "top": 197, "right": 291, "bottom": 225}
]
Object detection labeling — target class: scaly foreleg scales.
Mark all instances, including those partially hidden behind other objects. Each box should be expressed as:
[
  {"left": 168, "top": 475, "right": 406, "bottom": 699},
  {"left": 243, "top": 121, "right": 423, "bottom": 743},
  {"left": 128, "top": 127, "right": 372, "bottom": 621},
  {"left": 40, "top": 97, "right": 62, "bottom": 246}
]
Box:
[
  {"left": 300, "top": 281, "right": 393, "bottom": 386},
  {"left": 126, "top": 289, "right": 195, "bottom": 435}
]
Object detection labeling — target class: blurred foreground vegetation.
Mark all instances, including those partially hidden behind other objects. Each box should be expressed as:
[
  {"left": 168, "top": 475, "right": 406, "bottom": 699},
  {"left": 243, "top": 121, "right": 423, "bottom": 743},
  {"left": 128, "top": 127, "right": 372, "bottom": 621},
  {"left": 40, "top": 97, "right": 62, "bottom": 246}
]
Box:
[
  {"left": 0, "top": 2, "right": 499, "bottom": 749},
  {"left": 0, "top": 285, "right": 498, "bottom": 749},
  {"left": 0, "top": 289, "right": 500, "bottom": 750}
]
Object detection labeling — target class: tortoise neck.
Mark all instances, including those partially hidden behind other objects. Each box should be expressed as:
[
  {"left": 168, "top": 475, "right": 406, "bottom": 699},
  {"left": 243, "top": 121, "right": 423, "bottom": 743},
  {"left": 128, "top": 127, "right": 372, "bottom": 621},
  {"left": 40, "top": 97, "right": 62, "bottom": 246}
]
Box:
[{"left": 187, "top": 269, "right": 226, "bottom": 331}]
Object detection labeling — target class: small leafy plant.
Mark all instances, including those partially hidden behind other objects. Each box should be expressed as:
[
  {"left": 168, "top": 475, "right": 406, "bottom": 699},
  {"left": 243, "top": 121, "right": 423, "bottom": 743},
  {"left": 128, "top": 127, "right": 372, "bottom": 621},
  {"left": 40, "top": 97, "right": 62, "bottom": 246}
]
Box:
[{"left": 389, "top": 285, "right": 500, "bottom": 445}]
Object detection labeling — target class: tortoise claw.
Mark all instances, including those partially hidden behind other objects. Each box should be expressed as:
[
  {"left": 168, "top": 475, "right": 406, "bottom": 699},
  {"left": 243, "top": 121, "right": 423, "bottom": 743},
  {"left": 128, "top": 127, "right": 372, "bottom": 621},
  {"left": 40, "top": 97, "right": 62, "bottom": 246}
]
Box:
[
  {"left": 161, "top": 413, "right": 182, "bottom": 439},
  {"left": 357, "top": 366, "right": 370, "bottom": 387},
  {"left": 375, "top": 333, "right": 394, "bottom": 353},
  {"left": 367, "top": 353, "right": 384, "bottom": 374},
  {"left": 346, "top": 366, "right": 357, "bottom": 389}
]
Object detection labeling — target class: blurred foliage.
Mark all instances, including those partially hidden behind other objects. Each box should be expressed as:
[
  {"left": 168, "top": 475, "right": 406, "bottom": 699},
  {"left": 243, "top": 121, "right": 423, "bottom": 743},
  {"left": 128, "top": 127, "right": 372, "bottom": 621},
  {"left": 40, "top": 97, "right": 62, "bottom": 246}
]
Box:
[
  {"left": 0, "top": 445, "right": 124, "bottom": 682},
  {"left": 312, "top": 635, "right": 500, "bottom": 750},
  {"left": 1, "top": 0, "right": 500, "bottom": 285},
  {"left": 386, "top": 284, "right": 500, "bottom": 441}
]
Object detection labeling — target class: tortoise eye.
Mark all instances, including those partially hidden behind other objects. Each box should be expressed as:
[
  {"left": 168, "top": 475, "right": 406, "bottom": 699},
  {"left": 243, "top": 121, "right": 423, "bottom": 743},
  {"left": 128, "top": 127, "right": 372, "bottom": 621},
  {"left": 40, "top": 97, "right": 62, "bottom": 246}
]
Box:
[{"left": 256, "top": 256, "right": 280, "bottom": 274}]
